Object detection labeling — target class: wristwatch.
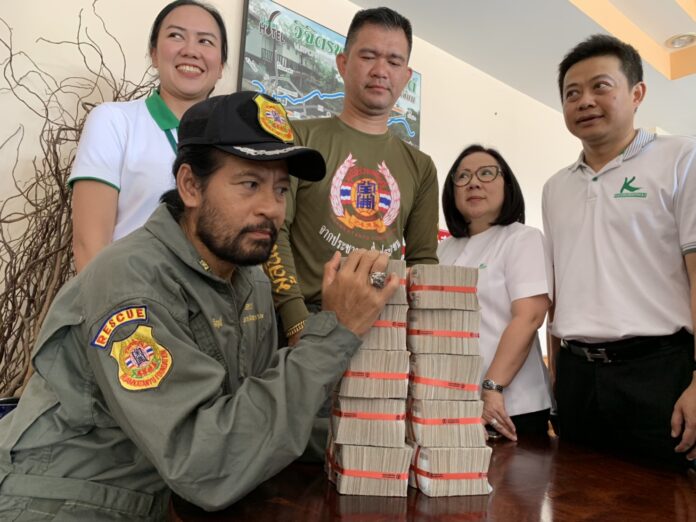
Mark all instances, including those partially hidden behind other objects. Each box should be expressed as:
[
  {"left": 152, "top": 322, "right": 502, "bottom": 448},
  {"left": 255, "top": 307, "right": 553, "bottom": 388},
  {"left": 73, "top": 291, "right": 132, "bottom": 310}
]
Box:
[{"left": 482, "top": 379, "right": 504, "bottom": 393}]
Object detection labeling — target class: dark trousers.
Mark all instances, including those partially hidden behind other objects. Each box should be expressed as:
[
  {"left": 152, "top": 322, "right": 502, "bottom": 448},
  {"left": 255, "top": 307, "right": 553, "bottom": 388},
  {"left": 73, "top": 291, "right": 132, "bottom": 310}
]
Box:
[
  {"left": 555, "top": 331, "right": 694, "bottom": 471},
  {"left": 511, "top": 408, "right": 550, "bottom": 436}
]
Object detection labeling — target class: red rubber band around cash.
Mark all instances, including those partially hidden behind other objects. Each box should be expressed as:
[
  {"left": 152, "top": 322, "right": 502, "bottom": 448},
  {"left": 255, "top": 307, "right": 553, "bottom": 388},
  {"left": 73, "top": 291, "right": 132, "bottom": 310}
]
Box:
[
  {"left": 410, "top": 374, "right": 480, "bottom": 391},
  {"left": 374, "top": 320, "right": 407, "bottom": 328},
  {"left": 412, "top": 467, "right": 488, "bottom": 480},
  {"left": 344, "top": 371, "right": 409, "bottom": 380},
  {"left": 333, "top": 409, "right": 406, "bottom": 421},
  {"left": 409, "top": 414, "right": 482, "bottom": 425},
  {"left": 408, "top": 285, "right": 477, "bottom": 293},
  {"left": 336, "top": 467, "right": 408, "bottom": 480},
  {"left": 407, "top": 329, "right": 479, "bottom": 338}
]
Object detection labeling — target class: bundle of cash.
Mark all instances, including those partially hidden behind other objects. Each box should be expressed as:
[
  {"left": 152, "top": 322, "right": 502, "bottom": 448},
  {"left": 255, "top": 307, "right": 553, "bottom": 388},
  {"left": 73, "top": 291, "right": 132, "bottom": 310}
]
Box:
[
  {"left": 410, "top": 354, "right": 483, "bottom": 400},
  {"left": 362, "top": 305, "right": 408, "bottom": 351},
  {"left": 332, "top": 396, "right": 407, "bottom": 448},
  {"left": 407, "top": 309, "right": 480, "bottom": 355},
  {"left": 338, "top": 350, "right": 410, "bottom": 399},
  {"left": 408, "top": 264, "right": 479, "bottom": 311},
  {"left": 385, "top": 259, "right": 408, "bottom": 305},
  {"left": 407, "top": 399, "right": 486, "bottom": 448},
  {"left": 332, "top": 443, "right": 414, "bottom": 497},
  {"left": 340, "top": 258, "right": 408, "bottom": 305},
  {"left": 409, "top": 443, "right": 492, "bottom": 497}
]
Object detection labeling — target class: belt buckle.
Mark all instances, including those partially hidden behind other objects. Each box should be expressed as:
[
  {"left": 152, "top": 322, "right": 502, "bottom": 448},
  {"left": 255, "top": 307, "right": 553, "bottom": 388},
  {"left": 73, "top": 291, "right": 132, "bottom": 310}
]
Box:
[{"left": 582, "top": 347, "right": 611, "bottom": 363}]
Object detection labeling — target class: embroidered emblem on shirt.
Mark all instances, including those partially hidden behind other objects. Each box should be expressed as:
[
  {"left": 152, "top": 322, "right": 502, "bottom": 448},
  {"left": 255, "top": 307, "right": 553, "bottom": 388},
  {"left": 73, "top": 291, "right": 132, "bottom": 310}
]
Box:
[
  {"left": 254, "top": 95, "right": 293, "bottom": 143},
  {"left": 110, "top": 325, "right": 172, "bottom": 391},
  {"left": 211, "top": 318, "right": 223, "bottom": 329},
  {"left": 242, "top": 313, "right": 265, "bottom": 323},
  {"left": 614, "top": 176, "right": 647, "bottom": 199},
  {"left": 265, "top": 244, "right": 298, "bottom": 292},
  {"left": 479, "top": 263, "right": 487, "bottom": 269},
  {"left": 91, "top": 306, "right": 148, "bottom": 349},
  {"left": 329, "top": 155, "right": 401, "bottom": 233}
]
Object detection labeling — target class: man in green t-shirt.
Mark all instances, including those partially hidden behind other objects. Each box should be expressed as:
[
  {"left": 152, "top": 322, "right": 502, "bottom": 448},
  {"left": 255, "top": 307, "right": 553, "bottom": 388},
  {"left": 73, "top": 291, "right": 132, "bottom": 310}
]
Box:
[{"left": 266, "top": 7, "right": 439, "bottom": 345}]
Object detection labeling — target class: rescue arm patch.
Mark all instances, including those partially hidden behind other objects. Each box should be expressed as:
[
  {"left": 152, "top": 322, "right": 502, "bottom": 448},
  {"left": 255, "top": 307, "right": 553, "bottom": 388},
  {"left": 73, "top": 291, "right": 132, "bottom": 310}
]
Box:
[
  {"left": 110, "top": 325, "right": 172, "bottom": 391},
  {"left": 91, "top": 306, "right": 148, "bottom": 348}
]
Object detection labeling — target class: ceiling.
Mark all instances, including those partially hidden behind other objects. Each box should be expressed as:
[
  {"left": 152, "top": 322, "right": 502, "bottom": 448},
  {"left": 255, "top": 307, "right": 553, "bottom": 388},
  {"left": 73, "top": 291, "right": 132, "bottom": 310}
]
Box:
[{"left": 352, "top": 0, "right": 696, "bottom": 136}]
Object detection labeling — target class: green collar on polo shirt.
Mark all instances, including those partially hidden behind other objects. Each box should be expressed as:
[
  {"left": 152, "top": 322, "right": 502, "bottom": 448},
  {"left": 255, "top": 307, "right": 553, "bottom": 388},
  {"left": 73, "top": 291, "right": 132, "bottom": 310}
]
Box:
[
  {"left": 145, "top": 90, "right": 179, "bottom": 131},
  {"left": 146, "top": 90, "right": 179, "bottom": 153}
]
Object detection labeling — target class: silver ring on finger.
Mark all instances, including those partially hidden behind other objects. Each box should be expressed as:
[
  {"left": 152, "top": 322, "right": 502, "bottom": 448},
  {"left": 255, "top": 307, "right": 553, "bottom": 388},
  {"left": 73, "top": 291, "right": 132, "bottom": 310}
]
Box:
[
  {"left": 490, "top": 418, "right": 499, "bottom": 426},
  {"left": 369, "top": 271, "right": 387, "bottom": 289}
]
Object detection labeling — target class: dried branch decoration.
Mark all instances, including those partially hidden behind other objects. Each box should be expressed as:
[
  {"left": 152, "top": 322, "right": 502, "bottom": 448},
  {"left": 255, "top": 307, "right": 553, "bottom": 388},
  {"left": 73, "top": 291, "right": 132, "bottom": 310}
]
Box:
[{"left": 0, "top": 1, "right": 156, "bottom": 396}]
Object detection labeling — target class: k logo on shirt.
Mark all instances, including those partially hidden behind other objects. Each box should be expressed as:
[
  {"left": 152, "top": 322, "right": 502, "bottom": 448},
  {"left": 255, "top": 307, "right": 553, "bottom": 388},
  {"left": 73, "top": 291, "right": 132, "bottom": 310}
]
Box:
[{"left": 614, "top": 176, "right": 647, "bottom": 199}]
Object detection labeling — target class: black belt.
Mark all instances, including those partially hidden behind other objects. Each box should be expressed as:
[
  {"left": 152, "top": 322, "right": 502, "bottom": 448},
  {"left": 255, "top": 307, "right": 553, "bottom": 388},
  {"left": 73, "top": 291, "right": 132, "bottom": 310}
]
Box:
[{"left": 562, "top": 329, "right": 693, "bottom": 363}]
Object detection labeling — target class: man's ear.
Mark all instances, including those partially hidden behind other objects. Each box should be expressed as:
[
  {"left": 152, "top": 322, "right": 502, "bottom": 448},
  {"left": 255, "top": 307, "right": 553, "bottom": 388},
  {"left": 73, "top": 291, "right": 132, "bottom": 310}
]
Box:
[
  {"left": 336, "top": 52, "right": 347, "bottom": 79},
  {"left": 631, "top": 81, "right": 646, "bottom": 113},
  {"left": 177, "top": 164, "right": 203, "bottom": 210}
]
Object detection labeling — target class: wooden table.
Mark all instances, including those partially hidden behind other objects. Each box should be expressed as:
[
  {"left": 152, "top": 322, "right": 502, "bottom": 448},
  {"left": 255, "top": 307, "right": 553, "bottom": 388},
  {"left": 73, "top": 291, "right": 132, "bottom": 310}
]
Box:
[{"left": 172, "top": 436, "right": 696, "bottom": 521}]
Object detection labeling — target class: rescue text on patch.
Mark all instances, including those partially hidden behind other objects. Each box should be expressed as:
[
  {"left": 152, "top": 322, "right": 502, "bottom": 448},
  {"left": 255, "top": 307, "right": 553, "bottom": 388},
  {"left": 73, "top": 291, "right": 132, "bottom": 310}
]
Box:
[{"left": 91, "top": 306, "right": 148, "bottom": 348}]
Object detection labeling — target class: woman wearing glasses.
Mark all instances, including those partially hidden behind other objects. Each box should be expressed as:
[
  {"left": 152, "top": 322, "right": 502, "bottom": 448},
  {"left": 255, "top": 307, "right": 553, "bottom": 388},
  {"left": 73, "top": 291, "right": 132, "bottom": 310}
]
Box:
[{"left": 438, "top": 145, "right": 553, "bottom": 441}]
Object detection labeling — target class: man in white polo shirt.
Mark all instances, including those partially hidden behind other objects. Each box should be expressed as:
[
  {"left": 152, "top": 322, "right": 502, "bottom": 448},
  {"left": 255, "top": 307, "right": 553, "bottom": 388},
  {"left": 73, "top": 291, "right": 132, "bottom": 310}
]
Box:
[{"left": 543, "top": 34, "right": 696, "bottom": 470}]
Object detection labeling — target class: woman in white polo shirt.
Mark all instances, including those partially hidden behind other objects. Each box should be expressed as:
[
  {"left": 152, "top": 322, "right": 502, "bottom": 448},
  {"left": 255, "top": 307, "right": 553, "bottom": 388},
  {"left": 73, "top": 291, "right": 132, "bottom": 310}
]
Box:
[
  {"left": 69, "top": 0, "right": 227, "bottom": 271},
  {"left": 438, "top": 145, "right": 553, "bottom": 441}
]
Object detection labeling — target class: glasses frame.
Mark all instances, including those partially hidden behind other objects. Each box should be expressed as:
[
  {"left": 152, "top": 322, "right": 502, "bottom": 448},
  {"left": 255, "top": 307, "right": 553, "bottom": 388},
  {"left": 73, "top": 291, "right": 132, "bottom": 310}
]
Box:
[{"left": 451, "top": 165, "right": 502, "bottom": 187}]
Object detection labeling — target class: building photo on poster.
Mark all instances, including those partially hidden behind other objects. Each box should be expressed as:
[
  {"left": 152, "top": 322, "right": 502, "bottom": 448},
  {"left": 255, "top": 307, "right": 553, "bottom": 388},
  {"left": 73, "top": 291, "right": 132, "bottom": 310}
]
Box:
[{"left": 238, "top": 0, "right": 422, "bottom": 147}]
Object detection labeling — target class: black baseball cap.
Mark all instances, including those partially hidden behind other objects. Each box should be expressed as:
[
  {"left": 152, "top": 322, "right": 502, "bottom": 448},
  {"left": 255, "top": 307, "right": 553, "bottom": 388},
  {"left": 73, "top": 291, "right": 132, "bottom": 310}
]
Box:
[{"left": 178, "top": 92, "right": 326, "bottom": 182}]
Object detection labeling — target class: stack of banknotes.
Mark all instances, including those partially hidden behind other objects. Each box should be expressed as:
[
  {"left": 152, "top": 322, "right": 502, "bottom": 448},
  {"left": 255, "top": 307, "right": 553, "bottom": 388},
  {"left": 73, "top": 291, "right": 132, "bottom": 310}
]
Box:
[
  {"left": 328, "top": 262, "right": 491, "bottom": 497},
  {"left": 406, "top": 264, "right": 491, "bottom": 497},
  {"left": 329, "top": 260, "right": 412, "bottom": 497}
]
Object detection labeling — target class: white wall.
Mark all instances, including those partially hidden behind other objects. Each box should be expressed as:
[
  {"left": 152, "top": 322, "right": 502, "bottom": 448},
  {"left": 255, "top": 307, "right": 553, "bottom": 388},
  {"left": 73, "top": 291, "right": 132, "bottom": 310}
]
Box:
[
  {"left": 1, "top": 0, "right": 580, "bottom": 231},
  {"left": 1, "top": 0, "right": 582, "bottom": 355}
]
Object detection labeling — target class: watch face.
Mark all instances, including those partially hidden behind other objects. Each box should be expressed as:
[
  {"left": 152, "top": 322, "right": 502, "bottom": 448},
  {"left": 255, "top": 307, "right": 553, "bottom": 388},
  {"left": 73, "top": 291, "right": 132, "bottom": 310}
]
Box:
[{"left": 482, "top": 379, "right": 501, "bottom": 392}]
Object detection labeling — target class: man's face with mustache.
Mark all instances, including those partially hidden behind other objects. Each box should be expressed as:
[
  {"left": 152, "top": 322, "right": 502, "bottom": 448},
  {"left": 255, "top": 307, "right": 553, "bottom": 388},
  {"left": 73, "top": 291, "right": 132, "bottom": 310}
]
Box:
[
  {"left": 197, "top": 211, "right": 279, "bottom": 267},
  {"left": 193, "top": 155, "right": 288, "bottom": 268}
]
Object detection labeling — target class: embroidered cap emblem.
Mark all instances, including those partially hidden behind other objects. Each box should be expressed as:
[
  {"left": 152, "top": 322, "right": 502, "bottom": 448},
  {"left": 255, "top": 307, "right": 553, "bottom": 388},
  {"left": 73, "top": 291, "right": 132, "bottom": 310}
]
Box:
[
  {"left": 110, "top": 325, "right": 172, "bottom": 391},
  {"left": 254, "top": 95, "right": 293, "bottom": 143}
]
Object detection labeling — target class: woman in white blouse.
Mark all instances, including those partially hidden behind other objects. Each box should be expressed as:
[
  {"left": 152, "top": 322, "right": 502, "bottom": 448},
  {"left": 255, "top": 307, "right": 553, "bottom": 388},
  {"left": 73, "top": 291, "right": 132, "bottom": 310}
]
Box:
[
  {"left": 438, "top": 145, "right": 553, "bottom": 441},
  {"left": 70, "top": 0, "right": 227, "bottom": 272}
]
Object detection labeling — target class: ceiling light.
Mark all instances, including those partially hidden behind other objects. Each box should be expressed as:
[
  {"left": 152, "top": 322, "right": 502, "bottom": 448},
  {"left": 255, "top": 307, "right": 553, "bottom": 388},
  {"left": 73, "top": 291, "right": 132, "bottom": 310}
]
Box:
[{"left": 665, "top": 33, "right": 696, "bottom": 49}]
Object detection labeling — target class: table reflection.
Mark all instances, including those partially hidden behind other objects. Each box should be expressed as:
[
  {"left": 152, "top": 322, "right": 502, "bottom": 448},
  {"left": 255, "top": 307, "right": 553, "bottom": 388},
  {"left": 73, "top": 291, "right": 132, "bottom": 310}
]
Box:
[{"left": 173, "top": 434, "right": 696, "bottom": 522}]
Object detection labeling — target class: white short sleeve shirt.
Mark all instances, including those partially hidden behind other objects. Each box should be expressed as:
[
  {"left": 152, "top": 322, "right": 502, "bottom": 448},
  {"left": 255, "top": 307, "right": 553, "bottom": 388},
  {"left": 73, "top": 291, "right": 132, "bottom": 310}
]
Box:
[
  {"left": 543, "top": 130, "right": 696, "bottom": 342},
  {"left": 68, "top": 97, "right": 177, "bottom": 240},
  {"left": 438, "top": 223, "right": 553, "bottom": 417}
]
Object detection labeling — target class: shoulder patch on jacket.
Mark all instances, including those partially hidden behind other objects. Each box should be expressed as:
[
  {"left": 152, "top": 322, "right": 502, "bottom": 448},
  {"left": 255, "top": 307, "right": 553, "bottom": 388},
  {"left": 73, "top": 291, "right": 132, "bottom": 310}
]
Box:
[
  {"left": 91, "top": 306, "right": 148, "bottom": 349},
  {"left": 110, "top": 325, "right": 171, "bottom": 391}
]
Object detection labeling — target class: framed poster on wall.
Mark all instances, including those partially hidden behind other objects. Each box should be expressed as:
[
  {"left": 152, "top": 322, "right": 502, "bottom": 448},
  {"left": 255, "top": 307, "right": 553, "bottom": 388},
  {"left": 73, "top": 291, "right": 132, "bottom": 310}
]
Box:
[{"left": 238, "top": 0, "right": 422, "bottom": 147}]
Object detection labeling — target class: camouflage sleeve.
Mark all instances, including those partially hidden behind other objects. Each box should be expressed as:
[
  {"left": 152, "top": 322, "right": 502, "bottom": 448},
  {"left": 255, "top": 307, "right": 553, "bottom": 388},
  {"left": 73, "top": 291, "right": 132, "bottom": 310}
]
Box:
[{"left": 85, "top": 299, "right": 360, "bottom": 510}]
